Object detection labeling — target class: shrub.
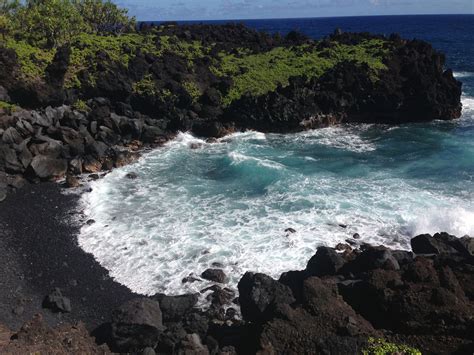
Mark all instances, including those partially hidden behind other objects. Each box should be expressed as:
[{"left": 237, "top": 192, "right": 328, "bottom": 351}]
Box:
[{"left": 363, "top": 338, "right": 422, "bottom": 355}]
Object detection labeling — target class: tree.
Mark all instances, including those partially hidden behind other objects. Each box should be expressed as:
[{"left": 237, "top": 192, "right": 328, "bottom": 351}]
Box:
[
  {"left": 74, "top": 0, "right": 135, "bottom": 34},
  {"left": 15, "top": 0, "right": 87, "bottom": 48},
  {"left": 0, "top": 0, "right": 20, "bottom": 16}
]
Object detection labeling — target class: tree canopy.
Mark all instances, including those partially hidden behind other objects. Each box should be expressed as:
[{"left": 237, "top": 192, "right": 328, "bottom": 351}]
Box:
[{"left": 1, "top": 0, "right": 136, "bottom": 48}]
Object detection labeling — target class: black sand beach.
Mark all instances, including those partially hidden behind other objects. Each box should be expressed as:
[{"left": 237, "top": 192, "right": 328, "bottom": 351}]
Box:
[{"left": 0, "top": 182, "right": 136, "bottom": 331}]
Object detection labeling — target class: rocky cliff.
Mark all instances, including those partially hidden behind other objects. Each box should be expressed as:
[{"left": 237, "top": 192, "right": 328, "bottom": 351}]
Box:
[{"left": 0, "top": 24, "right": 463, "bottom": 186}]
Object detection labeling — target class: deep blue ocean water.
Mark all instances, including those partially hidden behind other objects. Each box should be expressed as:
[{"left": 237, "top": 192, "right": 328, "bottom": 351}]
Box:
[{"left": 80, "top": 16, "right": 474, "bottom": 295}]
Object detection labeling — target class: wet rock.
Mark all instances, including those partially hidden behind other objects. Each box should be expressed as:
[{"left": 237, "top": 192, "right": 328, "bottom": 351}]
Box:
[
  {"left": 125, "top": 172, "right": 138, "bottom": 179},
  {"left": 285, "top": 227, "right": 296, "bottom": 234},
  {"left": 109, "top": 298, "right": 164, "bottom": 352},
  {"left": 238, "top": 272, "right": 295, "bottom": 322},
  {"left": 65, "top": 174, "right": 80, "bottom": 188},
  {"left": 42, "top": 288, "right": 71, "bottom": 313},
  {"left": 353, "top": 233, "right": 361, "bottom": 239},
  {"left": 306, "top": 247, "right": 346, "bottom": 276},
  {"left": 82, "top": 156, "right": 102, "bottom": 173},
  {"left": 28, "top": 155, "right": 67, "bottom": 180},
  {"left": 201, "top": 269, "right": 228, "bottom": 283}
]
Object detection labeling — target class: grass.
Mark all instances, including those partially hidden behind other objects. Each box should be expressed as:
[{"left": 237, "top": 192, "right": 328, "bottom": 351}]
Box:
[
  {"left": 363, "top": 338, "right": 422, "bottom": 355},
  {"left": 212, "top": 39, "right": 389, "bottom": 106}
]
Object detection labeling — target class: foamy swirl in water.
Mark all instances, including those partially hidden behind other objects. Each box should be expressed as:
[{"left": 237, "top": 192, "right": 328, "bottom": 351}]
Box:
[{"left": 78, "top": 94, "right": 474, "bottom": 296}]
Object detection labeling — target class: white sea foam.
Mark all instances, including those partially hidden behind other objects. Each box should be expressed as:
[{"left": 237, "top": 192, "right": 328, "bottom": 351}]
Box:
[
  {"left": 454, "top": 71, "right": 474, "bottom": 78},
  {"left": 79, "top": 119, "right": 474, "bottom": 296}
]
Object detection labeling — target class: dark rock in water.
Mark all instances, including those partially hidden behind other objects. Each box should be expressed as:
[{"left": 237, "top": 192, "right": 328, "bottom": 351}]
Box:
[
  {"left": 201, "top": 269, "right": 228, "bottom": 283},
  {"left": 238, "top": 272, "right": 295, "bottom": 323},
  {"left": 42, "top": 288, "right": 71, "bottom": 313},
  {"left": 353, "top": 233, "right": 361, "bottom": 239},
  {"left": 182, "top": 275, "right": 200, "bottom": 284},
  {"left": 86, "top": 219, "right": 95, "bottom": 225},
  {"left": 151, "top": 293, "right": 198, "bottom": 322},
  {"left": 109, "top": 298, "right": 164, "bottom": 352},
  {"left": 306, "top": 247, "right": 346, "bottom": 276},
  {"left": 335, "top": 243, "right": 352, "bottom": 252},
  {"left": 28, "top": 155, "right": 67, "bottom": 180},
  {"left": 338, "top": 224, "right": 347, "bottom": 229},
  {"left": 125, "top": 172, "right": 138, "bottom": 179},
  {"left": 285, "top": 227, "right": 296, "bottom": 234}
]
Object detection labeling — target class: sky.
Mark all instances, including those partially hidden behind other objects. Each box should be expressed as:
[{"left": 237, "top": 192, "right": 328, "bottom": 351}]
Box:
[{"left": 113, "top": 0, "right": 474, "bottom": 21}]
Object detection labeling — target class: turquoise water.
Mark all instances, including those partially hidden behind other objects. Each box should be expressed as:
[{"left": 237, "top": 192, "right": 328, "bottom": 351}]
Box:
[
  {"left": 80, "top": 90, "right": 474, "bottom": 295},
  {"left": 79, "top": 16, "right": 474, "bottom": 295}
]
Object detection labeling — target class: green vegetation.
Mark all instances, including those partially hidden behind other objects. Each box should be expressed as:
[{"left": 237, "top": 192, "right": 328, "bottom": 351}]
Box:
[
  {"left": 0, "top": 100, "right": 18, "bottom": 113},
  {"left": 212, "top": 39, "right": 389, "bottom": 106},
  {"left": 5, "top": 38, "right": 55, "bottom": 81},
  {"left": 132, "top": 74, "right": 157, "bottom": 96},
  {"left": 72, "top": 99, "right": 90, "bottom": 112},
  {"left": 1, "top": 0, "right": 135, "bottom": 48},
  {"left": 0, "top": 0, "right": 394, "bottom": 108},
  {"left": 182, "top": 81, "right": 201, "bottom": 102},
  {"left": 362, "top": 338, "right": 422, "bottom": 355}
]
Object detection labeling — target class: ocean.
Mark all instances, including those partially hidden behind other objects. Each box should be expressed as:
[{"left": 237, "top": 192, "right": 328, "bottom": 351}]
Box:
[{"left": 79, "top": 15, "right": 474, "bottom": 296}]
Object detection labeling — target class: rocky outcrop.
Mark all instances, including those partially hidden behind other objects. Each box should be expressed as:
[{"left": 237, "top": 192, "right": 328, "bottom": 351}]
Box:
[
  {"left": 2, "top": 233, "right": 473, "bottom": 354},
  {"left": 0, "top": 26, "right": 463, "bottom": 189}
]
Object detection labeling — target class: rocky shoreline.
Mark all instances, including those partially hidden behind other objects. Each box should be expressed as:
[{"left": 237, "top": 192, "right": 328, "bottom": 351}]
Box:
[
  {"left": 0, "top": 182, "right": 473, "bottom": 354},
  {"left": 0, "top": 23, "right": 470, "bottom": 354}
]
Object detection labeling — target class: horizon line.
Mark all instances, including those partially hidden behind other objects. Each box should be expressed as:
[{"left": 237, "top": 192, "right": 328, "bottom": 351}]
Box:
[{"left": 138, "top": 13, "right": 474, "bottom": 23}]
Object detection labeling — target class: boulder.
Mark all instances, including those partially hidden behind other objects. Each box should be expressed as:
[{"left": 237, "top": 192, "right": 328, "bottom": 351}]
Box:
[
  {"left": 238, "top": 272, "right": 295, "bottom": 322},
  {"left": 0, "top": 144, "right": 23, "bottom": 173},
  {"left": 306, "top": 247, "right": 346, "bottom": 276},
  {"left": 343, "top": 246, "right": 400, "bottom": 274},
  {"left": 411, "top": 233, "right": 468, "bottom": 255},
  {"left": 151, "top": 293, "right": 198, "bottom": 322},
  {"left": 2, "top": 127, "right": 23, "bottom": 145},
  {"left": 42, "top": 288, "right": 71, "bottom": 313},
  {"left": 110, "top": 298, "right": 164, "bottom": 352},
  {"left": 201, "top": 269, "right": 228, "bottom": 283},
  {"left": 28, "top": 155, "right": 67, "bottom": 180}
]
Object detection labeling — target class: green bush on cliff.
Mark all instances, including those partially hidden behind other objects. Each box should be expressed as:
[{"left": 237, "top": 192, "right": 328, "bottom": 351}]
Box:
[
  {"left": 5, "top": 38, "right": 54, "bottom": 80},
  {"left": 213, "top": 39, "right": 388, "bottom": 106},
  {"left": 0, "top": 100, "right": 18, "bottom": 113},
  {"left": 363, "top": 338, "right": 421, "bottom": 355},
  {"left": 182, "top": 81, "right": 201, "bottom": 102}
]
